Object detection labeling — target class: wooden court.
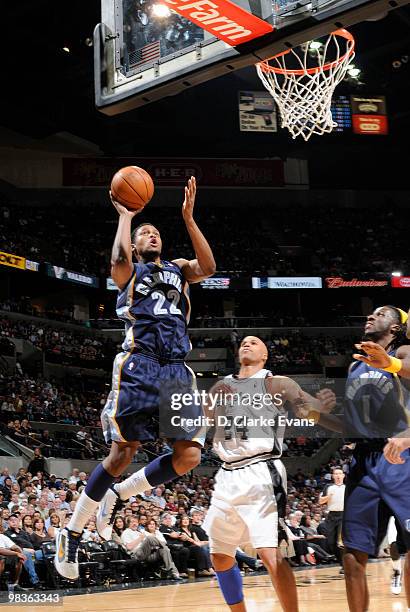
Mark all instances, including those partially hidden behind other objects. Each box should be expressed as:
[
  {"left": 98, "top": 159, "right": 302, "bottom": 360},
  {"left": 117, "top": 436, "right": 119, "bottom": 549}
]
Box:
[{"left": 6, "top": 559, "right": 409, "bottom": 612}]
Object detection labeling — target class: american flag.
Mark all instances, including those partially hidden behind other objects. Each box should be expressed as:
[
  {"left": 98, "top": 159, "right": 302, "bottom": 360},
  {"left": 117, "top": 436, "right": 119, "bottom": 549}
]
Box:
[{"left": 130, "top": 40, "right": 161, "bottom": 67}]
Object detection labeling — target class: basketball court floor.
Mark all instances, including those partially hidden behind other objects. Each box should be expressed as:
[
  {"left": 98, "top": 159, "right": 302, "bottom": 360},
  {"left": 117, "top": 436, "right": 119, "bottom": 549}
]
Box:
[{"left": 6, "top": 560, "right": 408, "bottom": 611}]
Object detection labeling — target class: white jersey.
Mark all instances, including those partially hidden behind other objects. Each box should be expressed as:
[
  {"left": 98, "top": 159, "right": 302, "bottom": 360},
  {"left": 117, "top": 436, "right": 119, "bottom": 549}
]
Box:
[{"left": 212, "top": 368, "right": 287, "bottom": 466}]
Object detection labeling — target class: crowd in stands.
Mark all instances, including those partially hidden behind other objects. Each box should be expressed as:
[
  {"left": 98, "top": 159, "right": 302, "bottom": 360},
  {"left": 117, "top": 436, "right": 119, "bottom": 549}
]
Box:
[
  {"left": 0, "top": 373, "right": 105, "bottom": 433},
  {"left": 0, "top": 452, "right": 350, "bottom": 591},
  {"left": 1, "top": 201, "right": 408, "bottom": 278},
  {"left": 0, "top": 299, "right": 78, "bottom": 326},
  {"left": 194, "top": 329, "right": 359, "bottom": 373},
  {"left": 0, "top": 315, "right": 117, "bottom": 368},
  {"left": 1, "top": 309, "right": 359, "bottom": 373}
]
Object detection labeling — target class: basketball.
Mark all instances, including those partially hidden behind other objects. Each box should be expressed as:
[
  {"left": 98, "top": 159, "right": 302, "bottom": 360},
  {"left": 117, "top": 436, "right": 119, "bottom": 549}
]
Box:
[{"left": 111, "top": 166, "right": 154, "bottom": 211}]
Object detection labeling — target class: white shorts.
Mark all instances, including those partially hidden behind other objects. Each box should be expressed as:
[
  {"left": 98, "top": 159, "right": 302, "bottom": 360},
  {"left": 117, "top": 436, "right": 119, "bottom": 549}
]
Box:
[{"left": 203, "top": 459, "right": 285, "bottom": 557}]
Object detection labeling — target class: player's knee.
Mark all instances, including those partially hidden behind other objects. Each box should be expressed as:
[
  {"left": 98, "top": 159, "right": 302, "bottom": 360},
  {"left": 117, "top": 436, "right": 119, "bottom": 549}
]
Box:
[
  {"left": 258, "top": 551, "right": 281, "bottom": 575},
  {"left": 172, "top": 442, "right": 201, "bottom": 472},
  {"left": 343, "top": 549, "right": 367, "bottom": 575},
  {"left": 105, "top": 441, "right": 139, "bottom": 473},
  {"left": 211, "top": 553, "right": 235, "bottom": 572}
]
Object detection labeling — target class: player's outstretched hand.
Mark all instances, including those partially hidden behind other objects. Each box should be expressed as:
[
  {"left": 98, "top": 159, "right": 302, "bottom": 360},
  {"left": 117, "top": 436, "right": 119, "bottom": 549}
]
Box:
[
  {"left": 110, "top": 191, "right": 141, "bottom": 218},
  {"left": 316, "top": 388, "right": 337, "bottom": 413},
  {"left": 353, "top": 341, "right": 391, "bottom": 369},
  {"left": 182, "top": 176, "right": 196, "bottom": 223},
  {"left": 383, "top": 437, "right": 410, "bottom": 464}
]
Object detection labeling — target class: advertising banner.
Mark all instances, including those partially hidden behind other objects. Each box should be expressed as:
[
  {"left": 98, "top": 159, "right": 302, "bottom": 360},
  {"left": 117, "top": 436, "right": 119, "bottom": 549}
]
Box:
[
  {"left": 63, "top": 158, "right": 284, "bottom": 188},
  {"left": 351, "top": 96, "right": 388, "bottom": 135},
  {"left": 161, "top": 0, "right": 273, "bottom": 46},
  {"left": 200, "top": 278, "right": 230, "bottom": 289},
  {"left": 46, "top": 264, "right": 99, "bottom": 288},
  {"left": 0, "top": 251, "right": 26, "bottom": 270},
  {"left": 391, "top": 276, "right": 410, "bottom": 288},
  {"left": 25, "top": 260, "right": 40, "bottom": 272},
  {"left": 252, "top": 277, "right": 322, "bottom": 289},
  {"left": 326, "top": 277, "right": 388, "bottom": 288},
  {"left": 239, "top": 91, "right": 277, "bottom": 132}
]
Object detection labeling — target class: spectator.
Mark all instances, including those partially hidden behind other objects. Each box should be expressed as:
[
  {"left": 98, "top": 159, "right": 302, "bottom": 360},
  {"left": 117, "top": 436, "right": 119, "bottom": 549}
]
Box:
[
  {"left": 55, "top": 491, "right": 71, "bottom": 512},
  {"left": 0, "top": 468, "right": 14, "bottom": 486},
  {"left": 151, "top": 487, "right": 166, "bottom": 509},
  {"left": 0, "top": 492, "right": 6, "bottom": 510},
  {"left": 121, "top": 515, "right": 165, "bottom": 567},
  {"left": 144, "top": 518, "right": 182, "bottom": 580},
  {"left": 27, "top": 448, "right": 47, "bottom": 476},
  {"left": 164, "top": 494, "right": 178, "bottom": 513},
  {"left": 69, "top": 469, "right": 80, "bottom": 485},
  {"left": 286, "top": 514, "right": 314, "bottom": 567},
  {"left": 76, "top": 472, "right": 88, "bottom": 490},
  {"left": 47, "top": 514, "right": 61, "bottom": 540},
  {"left": 299, "top": 516, "right": 335, "bottom": 563},
  {"left": 30, "top": 518, "right": 53, "bottom": 550},
  {"left": 112, "top": 516, "right": 126, "bottom": 545},
  {"left": 159, "top": 513, "right": 190, "bottom": 577},
  {"left": 0, "top": 476, "right": 13, "bottom": 501},
  {"left": 177, "top": 514, "right": 214, "bottom": 577},
  {"left": 22, "top": 515, "right": 33, "bottom": 536},
  {"left": 5, "top": 514, "right": 42, "bottom": 587},
  {"left": 0, "top": 522, "right": 27, "bottom": 593},
  {"left": 189, "top": 510, "right": 210, "bottom": 551},
  {"left": 82, "top": 520, "right": 101, "bottom": 543}
]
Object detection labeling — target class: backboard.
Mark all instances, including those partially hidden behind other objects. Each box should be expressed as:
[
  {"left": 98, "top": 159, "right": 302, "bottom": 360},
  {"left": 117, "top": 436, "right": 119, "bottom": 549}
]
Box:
[{"left": 95, "top": 0, "right": 409, "bottom": 115}]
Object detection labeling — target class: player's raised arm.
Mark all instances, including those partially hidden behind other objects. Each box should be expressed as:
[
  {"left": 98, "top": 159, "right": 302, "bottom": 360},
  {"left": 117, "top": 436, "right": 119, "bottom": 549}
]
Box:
[
  {"left": 110, "top": 192, "right": 141, "bottom": 290},
  {"left": 173, "top": 176, "right": 216, "bottom": 283}
]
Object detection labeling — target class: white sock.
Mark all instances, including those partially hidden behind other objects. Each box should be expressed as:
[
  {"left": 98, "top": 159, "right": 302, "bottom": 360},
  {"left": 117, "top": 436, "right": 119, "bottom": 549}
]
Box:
[
  {"left": 114, "top": 467, "right": 151, "bottom": 500},
  {"left": 392, "top": 559, "right": 402, "bottom": 572},
  {"left": 67, "top": 492, "right": 99, "bottom": 534}
]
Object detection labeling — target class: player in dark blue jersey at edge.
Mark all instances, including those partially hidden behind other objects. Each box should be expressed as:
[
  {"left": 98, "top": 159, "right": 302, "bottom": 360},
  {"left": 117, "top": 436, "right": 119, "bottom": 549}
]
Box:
[
  {"left": 312, "top": 305, "right": 410, "bottom": 612},
  {"left": 55, "top": 176, "right": 216, "bottom": 580}
]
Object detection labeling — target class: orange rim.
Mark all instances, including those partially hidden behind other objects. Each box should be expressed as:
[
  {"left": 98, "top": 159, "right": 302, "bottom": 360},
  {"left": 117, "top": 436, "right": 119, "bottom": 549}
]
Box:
[{"left": 257, "top": 29, "right": 355, "bottom": 76}]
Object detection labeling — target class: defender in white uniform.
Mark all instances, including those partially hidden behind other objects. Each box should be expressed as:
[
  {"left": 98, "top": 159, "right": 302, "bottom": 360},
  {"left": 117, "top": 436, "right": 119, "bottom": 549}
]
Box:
[{"left": 203, "top": 336, "right": 332, "bottom": 612}]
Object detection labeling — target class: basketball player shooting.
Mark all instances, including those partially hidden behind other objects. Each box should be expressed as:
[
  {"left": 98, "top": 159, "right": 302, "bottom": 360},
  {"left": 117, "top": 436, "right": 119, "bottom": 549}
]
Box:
[
  {"left": 311, "top": 306, "right": 410, "bottom": 612},
  {"left": 202, "top": 335, "right": 335, "bottom": 612},
  {"left": 55, "top": 176, "right": 216, "bottom": 580}
]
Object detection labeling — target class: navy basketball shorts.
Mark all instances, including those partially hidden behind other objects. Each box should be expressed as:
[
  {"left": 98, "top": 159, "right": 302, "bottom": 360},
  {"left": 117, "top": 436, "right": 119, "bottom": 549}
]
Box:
[
  {"left": 343, "top": 449, "right": 410, "bottom": 555},
  {"left": 101, "top": 351, "right": 205, "bottom": 445}
]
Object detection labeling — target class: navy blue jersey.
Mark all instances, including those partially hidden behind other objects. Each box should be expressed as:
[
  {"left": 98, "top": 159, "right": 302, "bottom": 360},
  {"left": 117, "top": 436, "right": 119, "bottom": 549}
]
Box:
[
  {"left": 344, "top": 353, "right": 410, "bottom": 444},
  {"left": 116, "top": 260, "right": 191, "bottom": 359}
]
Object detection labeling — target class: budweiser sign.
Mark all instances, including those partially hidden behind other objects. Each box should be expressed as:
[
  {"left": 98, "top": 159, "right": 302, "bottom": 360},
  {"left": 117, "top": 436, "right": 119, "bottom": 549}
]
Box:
[
  {"left": 326, "top": 277, "right": 388, "bottom": 288},
  {"left": 163, "top": 0, "right": 273, "bottom": 45},
  {"left": 391, "top": 276, "right": 410, "bottom": 288}
]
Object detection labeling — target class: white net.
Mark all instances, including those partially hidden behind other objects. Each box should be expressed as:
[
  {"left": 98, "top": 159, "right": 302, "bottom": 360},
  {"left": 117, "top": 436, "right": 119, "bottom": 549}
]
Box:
[{"left": 256, "top": 29, "right": 355, "bottom": 141}]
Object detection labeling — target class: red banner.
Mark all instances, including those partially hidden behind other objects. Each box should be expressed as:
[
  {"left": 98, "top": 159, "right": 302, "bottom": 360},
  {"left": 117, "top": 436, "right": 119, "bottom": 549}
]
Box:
[
  {"left": 391, "top": 277, "right": 410, "bottom": 288},
  {"left": 326, "top": 277, "right": 388, "bottom": 288},
  {"left": 163, "top": 0, "right": 273, "bottom": 46},
  {"left": 352, "top": 115, "right": 388, "bottom": 135},
  {"left": 63, "top": 158, "right": 284, "bottom": 188}
]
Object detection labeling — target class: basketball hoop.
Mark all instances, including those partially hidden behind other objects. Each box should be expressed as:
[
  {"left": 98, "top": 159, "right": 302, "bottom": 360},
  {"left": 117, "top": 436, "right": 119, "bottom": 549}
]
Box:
[{"left": 256, "top": 29, "right": 355, "bottom": 141}]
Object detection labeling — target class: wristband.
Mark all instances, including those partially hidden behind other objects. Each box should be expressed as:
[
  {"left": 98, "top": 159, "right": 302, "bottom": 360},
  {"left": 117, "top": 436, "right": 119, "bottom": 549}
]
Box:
[
  {"left": 382, "top": 356, "right": 402, "bottom": 374},
  {"left": 308, "top": 410, "right": 321, "bottom": 424}
]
